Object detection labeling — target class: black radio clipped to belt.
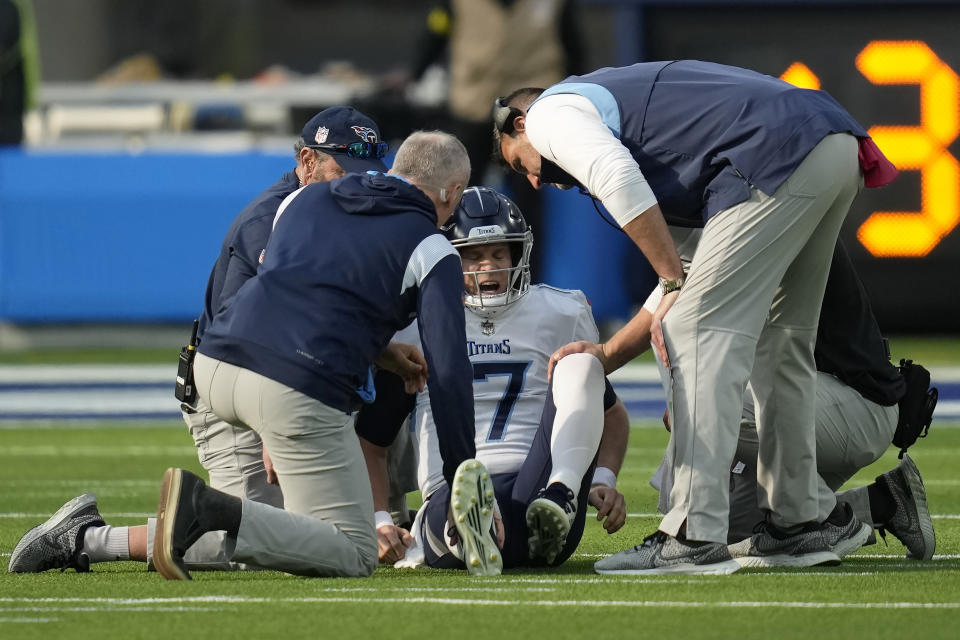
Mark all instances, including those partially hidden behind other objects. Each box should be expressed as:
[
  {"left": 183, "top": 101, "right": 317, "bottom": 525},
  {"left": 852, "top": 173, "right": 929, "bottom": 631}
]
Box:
[
  {"left": 893, "top": 359, "right": 938, "bottom": 459},
  {"left": 174, "top": 319, "right": 200, "bottom": 404}
]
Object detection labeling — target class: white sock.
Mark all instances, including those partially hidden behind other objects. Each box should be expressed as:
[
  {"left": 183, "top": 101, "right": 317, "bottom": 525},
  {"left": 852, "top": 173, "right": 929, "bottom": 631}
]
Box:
[
  {"left": 548, "top": 353, "right": 605, "bottom": 491},
  {"left": 82, "top": 525, "right": 130, "bottom": 563}
]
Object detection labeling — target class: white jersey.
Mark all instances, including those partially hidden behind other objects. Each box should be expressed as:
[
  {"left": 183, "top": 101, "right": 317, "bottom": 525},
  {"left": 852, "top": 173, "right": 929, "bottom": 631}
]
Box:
[{"left": 397, "top": 285, "right": 600, "bottom": 498}]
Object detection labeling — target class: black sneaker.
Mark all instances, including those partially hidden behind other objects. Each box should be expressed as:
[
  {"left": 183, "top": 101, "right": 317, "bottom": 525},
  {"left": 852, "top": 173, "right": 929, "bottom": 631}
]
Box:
[
  {"left": 821, "top": 501, "right": 872, "bottom": 559},
  {"left": 728, "top": 520, "right": 839, "bottom": 568},
  {"left": 595, "top": 530, "right": 740, "bottom": 575},
  {"left": 876, "top": 454, "right": 935, "bottom": 560},
  {"left": 525, "top": 483, "right": 577, "bottom": 564},
  {"left": 153, "top": 468, "right": 209, "bottom": 581},
  {"left": 8, "top": 494, "right": 104, "bottom": 573}
]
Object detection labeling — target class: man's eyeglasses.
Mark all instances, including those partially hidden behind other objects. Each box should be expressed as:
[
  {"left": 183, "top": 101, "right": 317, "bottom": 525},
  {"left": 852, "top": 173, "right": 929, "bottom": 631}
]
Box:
[{"left": 306, "top": 141, "right": 389, "bottom": 159}]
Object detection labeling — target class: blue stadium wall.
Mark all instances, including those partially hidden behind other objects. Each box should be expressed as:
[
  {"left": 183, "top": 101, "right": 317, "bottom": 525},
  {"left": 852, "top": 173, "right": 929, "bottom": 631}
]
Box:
[
  {"left": 0, "top": 143, "right": 956, "bottom": 332},
  {"left": 0, "top": 149, "right": 640, "bottom": 326}
]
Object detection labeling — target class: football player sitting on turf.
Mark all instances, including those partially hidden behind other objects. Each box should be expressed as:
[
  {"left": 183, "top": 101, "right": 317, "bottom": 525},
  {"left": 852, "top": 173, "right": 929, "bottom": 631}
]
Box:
[{"left": 358, "top": 187, "right": 630, "bottom": 575}]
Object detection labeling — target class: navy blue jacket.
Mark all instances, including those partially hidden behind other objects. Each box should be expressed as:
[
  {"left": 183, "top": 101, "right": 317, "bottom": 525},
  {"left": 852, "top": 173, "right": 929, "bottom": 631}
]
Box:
[
  {"left": 198, "top": 172, "right": 476, "bottom": 483},
  {"left": 538, "top": 60, "right": 868, "bottom": 226},
  {"left": 197, "top": 170, "right": 299, "bottom": 340}
]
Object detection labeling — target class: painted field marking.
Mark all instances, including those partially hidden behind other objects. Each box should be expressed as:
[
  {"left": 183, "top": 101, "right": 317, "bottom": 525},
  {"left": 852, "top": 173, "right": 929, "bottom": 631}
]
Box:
[
  {"left": 2, "top": 511, "right": 958, "bottom": 521},
  {"left": 1, "top": 596, "right": 958, "bottom": 610},
  {"left": 0, "top": 513, "right": 154, "bottom": 519},
  {"left": 0, "top": 617, "right": 59, "bottom": 623},
  {"left": 620, "top": 512, "right": 960, "bottom": 520},
  {"left": 0, "top": 445, "right": 197, "bottom": 457}
]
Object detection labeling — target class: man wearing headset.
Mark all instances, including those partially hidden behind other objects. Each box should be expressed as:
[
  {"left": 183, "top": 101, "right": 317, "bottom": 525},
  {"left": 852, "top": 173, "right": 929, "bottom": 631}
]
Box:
[{"left": 495, "top": 60, "right": 899, "bottom": 574}]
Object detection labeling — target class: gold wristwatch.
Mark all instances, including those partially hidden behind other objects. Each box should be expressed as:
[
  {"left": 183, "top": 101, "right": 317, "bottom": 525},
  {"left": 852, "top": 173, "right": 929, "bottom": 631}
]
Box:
[{"left": 659, "top": 275, "right": 686, "bottom": 295}]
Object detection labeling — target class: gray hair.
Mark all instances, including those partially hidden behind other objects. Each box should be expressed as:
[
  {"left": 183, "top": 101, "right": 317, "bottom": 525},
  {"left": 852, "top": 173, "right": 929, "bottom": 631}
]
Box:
[
  {"left": 293, "top": 139, "right": 331, "bottom": 165},
  {"left": 392, "top": 131, "right": 471, "bottom": 191}
]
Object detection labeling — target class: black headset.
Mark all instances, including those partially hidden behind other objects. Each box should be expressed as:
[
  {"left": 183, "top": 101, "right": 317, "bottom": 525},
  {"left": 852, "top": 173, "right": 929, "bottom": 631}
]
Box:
[{"left": 493, "top": 97, "right": 524, "bottom": 135}]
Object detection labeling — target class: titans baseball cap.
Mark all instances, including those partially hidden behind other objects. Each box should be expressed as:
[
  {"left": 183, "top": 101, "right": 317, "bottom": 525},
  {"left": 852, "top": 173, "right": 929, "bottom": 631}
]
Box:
[{"left": 300, "top": 106, "right": 388, "bottom": 174}]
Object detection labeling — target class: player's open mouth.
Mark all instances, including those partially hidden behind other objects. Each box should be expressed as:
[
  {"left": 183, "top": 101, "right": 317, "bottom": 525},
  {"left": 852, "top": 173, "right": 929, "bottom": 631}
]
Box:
[{"left": 479, "top": 281, "right": 502, "bottom": 295}]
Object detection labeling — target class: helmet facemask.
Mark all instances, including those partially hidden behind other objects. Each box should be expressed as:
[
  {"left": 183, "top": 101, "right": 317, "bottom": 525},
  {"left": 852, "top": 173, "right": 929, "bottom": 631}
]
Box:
[{"left": 455, "top": 231, "right": 533, "bottom": 318}]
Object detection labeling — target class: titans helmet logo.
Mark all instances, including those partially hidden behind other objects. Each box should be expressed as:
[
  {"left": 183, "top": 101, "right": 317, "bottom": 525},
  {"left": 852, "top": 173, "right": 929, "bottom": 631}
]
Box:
[{"left": 351, "top": 126, "right": 378, "bottom": 142}]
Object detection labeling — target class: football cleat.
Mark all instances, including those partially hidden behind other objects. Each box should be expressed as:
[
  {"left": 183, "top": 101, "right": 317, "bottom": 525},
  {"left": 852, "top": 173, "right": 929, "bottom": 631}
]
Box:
[
  {"left": 8, "top": 494, "right": 105, "bottom": 573},
  {"left": 595, "top": 530, "right": 740, "bottom": 575},
  {"left": 449, "top": 459, "right": 502, "bottom": 576},
  {"left": 525, "top": 482, "right": 577, "bottom": 565}
]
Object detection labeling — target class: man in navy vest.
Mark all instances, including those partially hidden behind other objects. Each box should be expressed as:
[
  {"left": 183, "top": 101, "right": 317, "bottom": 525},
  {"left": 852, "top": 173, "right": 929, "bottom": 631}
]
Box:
[
  {"left": 495, "top": 60, "right": 898, "bottom": 574},
  {"left": 637, "top": 229, "right": 932, "bottom": 562}
]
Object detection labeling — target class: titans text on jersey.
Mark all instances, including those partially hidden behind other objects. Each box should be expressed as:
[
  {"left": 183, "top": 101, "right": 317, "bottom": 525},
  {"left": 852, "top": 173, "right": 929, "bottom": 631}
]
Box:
[{"left": 467, "top": 339, "right": 511, "bottom": 356}]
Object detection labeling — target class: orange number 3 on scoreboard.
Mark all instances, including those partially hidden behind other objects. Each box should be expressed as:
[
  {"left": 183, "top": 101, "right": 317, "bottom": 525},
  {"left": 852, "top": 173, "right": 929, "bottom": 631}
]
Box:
[{"left": 856, "top": 41, "right": 960, "bottom": 257}]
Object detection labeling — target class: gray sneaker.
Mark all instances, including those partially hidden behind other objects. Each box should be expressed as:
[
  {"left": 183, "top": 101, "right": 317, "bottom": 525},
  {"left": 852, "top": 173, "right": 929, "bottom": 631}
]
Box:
[
  {"left": 821, "top": 501, "right": 872, "bottom": 559},
  {"left": 8, "top": 494, "right": 105, "bottom": 573},
  {"left": 594, "top": 531, "right": 740, "bottom": 575},
  {"left": 877, "top": 454, "right": 935, "bottom": 560},
  {"left": 728, "top": 521, "right": 839, "bottom": 568}
]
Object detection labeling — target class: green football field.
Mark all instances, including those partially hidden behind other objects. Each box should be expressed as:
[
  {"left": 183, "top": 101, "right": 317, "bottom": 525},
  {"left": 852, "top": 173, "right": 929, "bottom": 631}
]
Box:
[{"left": 1, "top": 419, "right": 958, "bottom": 639}]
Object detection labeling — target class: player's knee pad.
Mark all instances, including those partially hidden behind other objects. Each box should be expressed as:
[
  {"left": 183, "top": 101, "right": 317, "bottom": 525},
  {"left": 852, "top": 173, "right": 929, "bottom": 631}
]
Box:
[{"left": 553, "top": 352, "right": 604, "bottom": 398}]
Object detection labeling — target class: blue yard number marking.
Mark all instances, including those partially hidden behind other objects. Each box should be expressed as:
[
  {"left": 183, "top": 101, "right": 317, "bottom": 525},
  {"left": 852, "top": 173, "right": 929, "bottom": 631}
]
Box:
[{"left": 472, "top": 361, "right": 530, "bottom": 441}]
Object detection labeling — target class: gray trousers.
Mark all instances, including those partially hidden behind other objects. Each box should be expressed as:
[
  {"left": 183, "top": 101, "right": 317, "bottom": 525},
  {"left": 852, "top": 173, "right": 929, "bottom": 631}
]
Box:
[
  {"left": 659, "top": 134, "right": 862, "bottom": 542},
  {"left": 145, "top": 395, "right": 284, "bottom": 569},
  {"left": 728, "top": 374, "right": 898, "bottom": 541},
  {"left": 656, "top": 374, "right": 898, "bottom": 542},
  {"left": 193, "top": 353, "right": 378, "bottom": 578}
]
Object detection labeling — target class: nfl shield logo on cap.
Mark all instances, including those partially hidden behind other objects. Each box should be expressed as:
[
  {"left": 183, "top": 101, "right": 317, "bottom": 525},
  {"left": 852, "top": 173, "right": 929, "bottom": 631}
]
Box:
[{"left": 314, "top": 126, "right": 329, "bottom": 144}]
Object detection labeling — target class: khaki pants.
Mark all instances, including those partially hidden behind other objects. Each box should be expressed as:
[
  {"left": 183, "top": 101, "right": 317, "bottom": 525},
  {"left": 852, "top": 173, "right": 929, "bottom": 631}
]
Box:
[
  {"left": 728, "top": 374, "right": 898, "bottom": 540},
  {"left": 660, "top": 134, "right": 862, "bottom": 542},
  {"left": 192, "top": 353, "right": 378, "bottom": 577},
  {"left": 145, "top": 395, "right": 284, "bottom": 570}
]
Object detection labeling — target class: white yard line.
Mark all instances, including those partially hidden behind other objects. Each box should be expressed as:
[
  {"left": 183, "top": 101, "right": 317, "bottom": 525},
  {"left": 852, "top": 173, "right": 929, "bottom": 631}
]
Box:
[
  {"left": 622, "top": 512, "right": 960, "bottom": 519},
  {"left": 7, "top": 511, "right": 960, "bottom": 520},
  {"left": 0, "top": 596, "right": 957, "bottom": 610},
  {"left": 0, "top": 445, "right": 196, "bottom": 457},
  {"left": 0, "top": 513, "right": 153, "bottom": 519},
  {"left": 0, "top": 617, "right": 59, "bottom": 623}
]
